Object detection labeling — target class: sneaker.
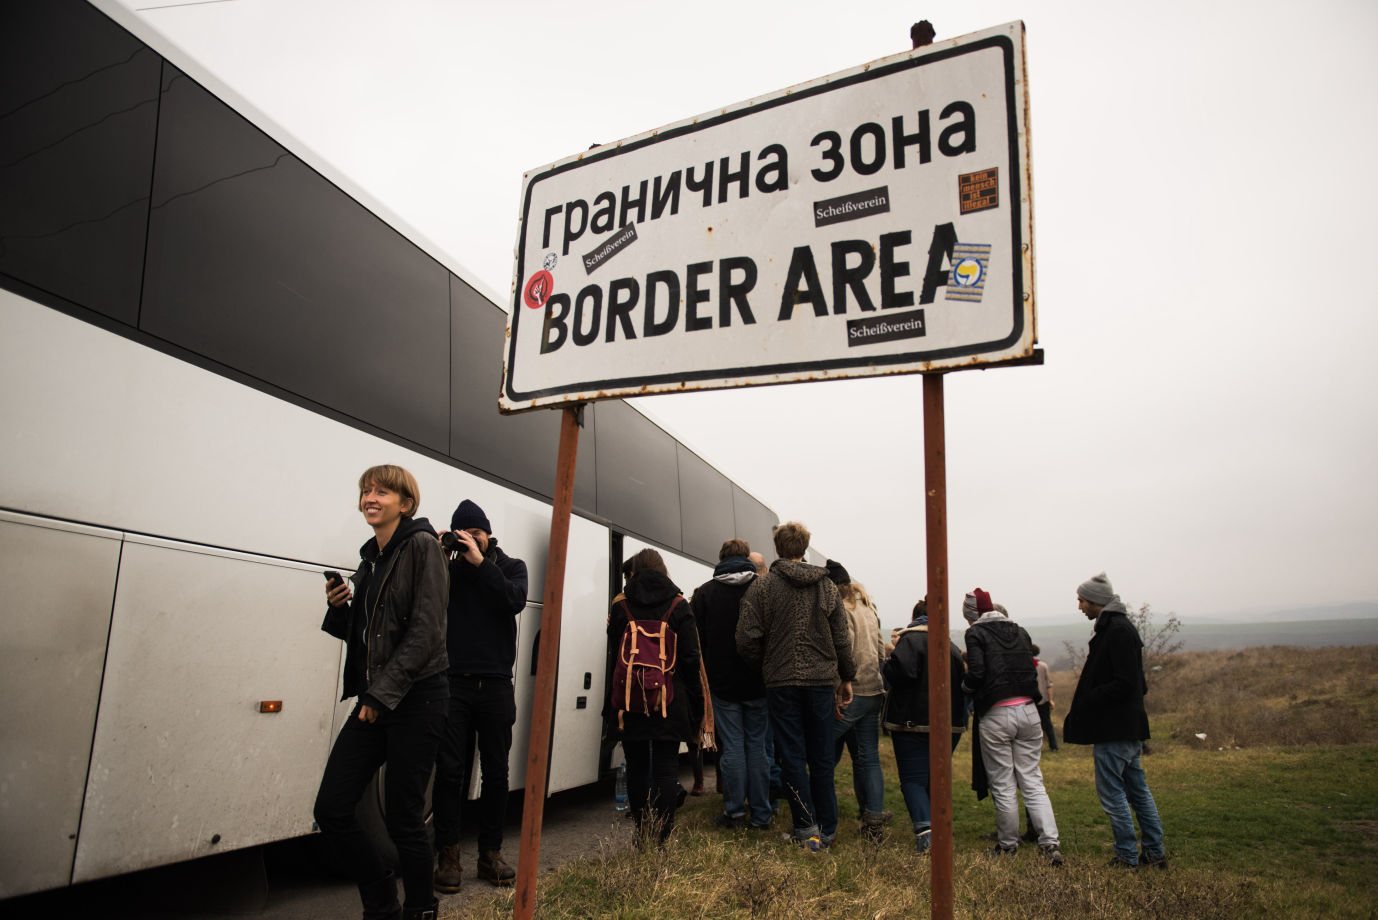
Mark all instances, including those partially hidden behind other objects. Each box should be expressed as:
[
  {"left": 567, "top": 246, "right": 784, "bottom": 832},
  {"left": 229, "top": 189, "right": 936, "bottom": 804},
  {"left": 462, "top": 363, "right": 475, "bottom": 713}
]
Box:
[
  {"left": 1040, "top": 844, "right": 1064, "bottom": 867},
  {"left": 860, "top": 822, "right": 884, "bottom": 844},
  {"left": 915, "top": 828, "right": 932, "bottom": 854},
  {"left": 476, "top": 849, "right": 515, "bottom": 887},
  {"left": 987, "top": 844, "right": 1018, "bottom": 857},
  {"left": 1106, "top": 855, "right": 1138, "bottom": 870},
  {"left": 675, "top": 784, "right": 687, "bottom": 808},
  {"left": 714, "top": 812, "right": 744, "bottom": 829},
  {"left": 1140, "top": 852, "right": 1168, "bottom": 871},
  {"left": 782, "top": 831, "right": 824, "bottom": 851}
]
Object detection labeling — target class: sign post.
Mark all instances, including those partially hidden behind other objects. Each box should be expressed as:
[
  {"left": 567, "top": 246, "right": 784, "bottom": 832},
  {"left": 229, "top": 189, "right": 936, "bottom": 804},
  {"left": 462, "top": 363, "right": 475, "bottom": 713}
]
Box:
[
  {"left": 923, "top": 371, "right": 953, "bottom": 920},
  {"left": 500, "top": 22, "right": 1036, "bottom": 920},
  {"left": 513, "top": 405, "right": 581, "bottom": 920}
]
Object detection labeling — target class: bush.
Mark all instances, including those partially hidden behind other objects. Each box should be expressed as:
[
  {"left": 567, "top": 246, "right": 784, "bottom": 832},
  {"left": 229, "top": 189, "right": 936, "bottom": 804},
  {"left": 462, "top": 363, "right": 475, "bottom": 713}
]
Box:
[
  {"left": 1146, "top": 645, "right": 1378, "bottom": 748},
  {"left": 1061, "top": 602, "right": 1182, "bottom": 677}
]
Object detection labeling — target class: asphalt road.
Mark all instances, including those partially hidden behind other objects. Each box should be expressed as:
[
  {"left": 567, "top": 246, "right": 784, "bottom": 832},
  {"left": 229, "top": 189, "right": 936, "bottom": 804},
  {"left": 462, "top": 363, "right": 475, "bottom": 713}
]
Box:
[{"left": 3, "top": 773, "right": 677, "bottom": 920}]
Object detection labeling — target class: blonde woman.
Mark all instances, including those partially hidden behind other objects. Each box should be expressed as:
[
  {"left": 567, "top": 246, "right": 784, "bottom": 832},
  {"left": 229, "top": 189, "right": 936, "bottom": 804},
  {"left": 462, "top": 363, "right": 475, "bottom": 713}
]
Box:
[
  {"left": 826, "top": 561, "right": 891, "bottom": 839},
  {"left": 314, "top": 465, "right": 449, "bottom": 920}
]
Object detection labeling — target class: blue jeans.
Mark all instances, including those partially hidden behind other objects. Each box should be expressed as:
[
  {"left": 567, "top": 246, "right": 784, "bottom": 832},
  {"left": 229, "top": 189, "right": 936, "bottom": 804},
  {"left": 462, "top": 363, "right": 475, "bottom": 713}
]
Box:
[
  {"left": 890, "top": 731, "right": 961, "bottom": 832},
  {"left": 767, "top": 685, "right": 839, "bottom": 839},
  {"left": 712, "top": 693, "right": 773, "bottom": 827},
  {"left": 832, "top": 693, "right": 885, "bottom": 816},
  {"left": 1093, "top": 740, "right": 1164, "bottom": 863}
]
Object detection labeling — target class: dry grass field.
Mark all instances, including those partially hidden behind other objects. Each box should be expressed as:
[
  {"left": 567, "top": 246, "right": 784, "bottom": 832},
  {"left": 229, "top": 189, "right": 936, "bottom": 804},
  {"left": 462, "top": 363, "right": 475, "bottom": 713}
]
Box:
[{"left": 451, "top": 645, "right": 1378, "bottom": 919}]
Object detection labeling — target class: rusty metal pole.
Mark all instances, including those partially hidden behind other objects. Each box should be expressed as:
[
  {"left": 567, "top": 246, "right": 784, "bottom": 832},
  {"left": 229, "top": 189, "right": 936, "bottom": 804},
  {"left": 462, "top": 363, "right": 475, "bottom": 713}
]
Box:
[
  {"left": 923, "top": 372, "right": 953, "bottom": 920},
  {"left": 513, "top": 405, "right": 582, "bottom": 920}
]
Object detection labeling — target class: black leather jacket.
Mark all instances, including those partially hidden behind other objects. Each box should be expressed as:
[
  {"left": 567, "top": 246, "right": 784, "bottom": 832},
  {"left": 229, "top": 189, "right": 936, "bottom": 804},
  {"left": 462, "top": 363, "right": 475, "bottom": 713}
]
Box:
[
  {"left": 322, "top": 516, "right": 449, "bottom": 710},
  {"left": 882, "top": 625, "right": 968, "bottom": 733}
]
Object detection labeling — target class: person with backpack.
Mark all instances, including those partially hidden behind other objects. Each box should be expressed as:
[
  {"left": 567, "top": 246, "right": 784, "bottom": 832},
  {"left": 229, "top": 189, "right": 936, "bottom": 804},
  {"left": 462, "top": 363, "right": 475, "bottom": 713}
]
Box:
[{"left": 605, "top": 548, "right": 705, "bottom": 844}]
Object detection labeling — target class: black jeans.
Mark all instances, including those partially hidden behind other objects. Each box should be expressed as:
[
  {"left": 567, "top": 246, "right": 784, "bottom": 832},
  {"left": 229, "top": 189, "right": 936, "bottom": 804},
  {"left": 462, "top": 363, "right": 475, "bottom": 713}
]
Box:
[
  {"left": 623, "top": 737, "right": 683, "bottom": 843},
  {"left": 1036, "top": 702, "right": 1060, "bottom": 751},
  {"left": 313, "top": 684, "right": 447, "bottom": 910},
  {"left": 433, "top": 675, "right": 516, "bottom": 851}
]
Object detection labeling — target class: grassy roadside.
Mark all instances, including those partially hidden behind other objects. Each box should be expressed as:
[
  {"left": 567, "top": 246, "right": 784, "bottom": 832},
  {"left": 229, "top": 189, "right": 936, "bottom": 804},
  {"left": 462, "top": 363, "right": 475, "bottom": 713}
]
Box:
[{"left": 450, "top": 646, "right": 1378, "bottom": 919}]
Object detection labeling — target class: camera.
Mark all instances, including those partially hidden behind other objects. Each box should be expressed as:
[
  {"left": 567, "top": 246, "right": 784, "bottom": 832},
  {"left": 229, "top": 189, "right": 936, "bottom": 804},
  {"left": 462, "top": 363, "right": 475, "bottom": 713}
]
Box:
[{"left": 440, "top": 531, "right": 460, "bottom": 552}]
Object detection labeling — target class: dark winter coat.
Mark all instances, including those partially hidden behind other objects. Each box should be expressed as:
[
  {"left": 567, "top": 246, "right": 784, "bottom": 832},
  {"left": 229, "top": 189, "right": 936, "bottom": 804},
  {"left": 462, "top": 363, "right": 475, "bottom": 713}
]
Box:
[
  {"left": 322, "top": 516, "right": 449, "bottom": 711},
  {"left": 445, "top": 537, "right": 528, "bottom": 678},
  {"left": 882, "top": 625, "right": 968, "bottom": 733},
  {"left": 691, "top": 559, "right": 765, "bottom": 703},
  {"left": 962, "top": 613, "right": 1038, "bottom": 717},
  {"left": 736, "top": 559, "right": 857, "bottom": 688},
  {"left": 605, "top": 570, "right": 704, "bottom": 743},
  {"left": 1062, "top": 600, "right": 1151, "bottom": 744}
]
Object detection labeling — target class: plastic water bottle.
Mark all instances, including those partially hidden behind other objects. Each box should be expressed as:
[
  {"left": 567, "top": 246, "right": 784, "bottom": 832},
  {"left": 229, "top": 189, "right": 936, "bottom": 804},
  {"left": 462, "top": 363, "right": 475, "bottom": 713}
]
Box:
[{"left": 614, "top": 762, "right": 628, "bottom": 812}]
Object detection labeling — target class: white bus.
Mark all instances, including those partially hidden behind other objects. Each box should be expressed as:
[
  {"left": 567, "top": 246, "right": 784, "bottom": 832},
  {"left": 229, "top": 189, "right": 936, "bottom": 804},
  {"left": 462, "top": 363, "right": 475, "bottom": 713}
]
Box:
[{"left": 0, "top": 0, "right": 810, "bottom": 899}]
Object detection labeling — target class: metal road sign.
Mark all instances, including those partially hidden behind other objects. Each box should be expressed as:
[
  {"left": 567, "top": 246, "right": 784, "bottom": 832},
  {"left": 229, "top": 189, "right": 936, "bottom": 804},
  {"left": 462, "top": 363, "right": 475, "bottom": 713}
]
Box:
[{"left": 501, "top": 21, "right": 1034, "bottom": 412}]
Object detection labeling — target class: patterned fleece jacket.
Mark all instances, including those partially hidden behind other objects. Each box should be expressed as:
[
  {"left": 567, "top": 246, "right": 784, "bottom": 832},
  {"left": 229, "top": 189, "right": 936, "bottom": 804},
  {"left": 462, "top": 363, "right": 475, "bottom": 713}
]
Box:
[{"left": 735, "top": 559, "right": 857, "bottom": 689}]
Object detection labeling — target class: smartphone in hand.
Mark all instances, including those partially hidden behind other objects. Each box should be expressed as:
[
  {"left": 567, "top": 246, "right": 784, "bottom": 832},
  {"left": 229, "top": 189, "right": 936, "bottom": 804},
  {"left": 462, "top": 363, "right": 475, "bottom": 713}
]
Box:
[{"left": 325, "top": 570, "right": 344, "bottom": 589}]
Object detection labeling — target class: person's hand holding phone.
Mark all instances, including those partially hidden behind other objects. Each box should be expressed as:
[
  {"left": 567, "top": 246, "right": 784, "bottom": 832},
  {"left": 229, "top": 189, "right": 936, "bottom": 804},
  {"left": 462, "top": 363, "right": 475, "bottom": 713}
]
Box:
[{"left": 325, "top": 570, "right": 351, "bottom": 607}]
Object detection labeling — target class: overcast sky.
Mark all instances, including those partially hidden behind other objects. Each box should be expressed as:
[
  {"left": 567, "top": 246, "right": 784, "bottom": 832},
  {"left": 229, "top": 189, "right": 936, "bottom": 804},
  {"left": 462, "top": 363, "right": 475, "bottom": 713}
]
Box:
[{"left": 107, "top": 0, "right": 1378, "bottom": 628}]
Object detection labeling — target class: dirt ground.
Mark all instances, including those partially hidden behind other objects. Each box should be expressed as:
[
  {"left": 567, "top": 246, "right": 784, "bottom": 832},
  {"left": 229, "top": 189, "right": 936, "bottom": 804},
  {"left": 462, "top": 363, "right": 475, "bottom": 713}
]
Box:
[{"left": 3, "top": 765, "right": 704, "bottom": 920}]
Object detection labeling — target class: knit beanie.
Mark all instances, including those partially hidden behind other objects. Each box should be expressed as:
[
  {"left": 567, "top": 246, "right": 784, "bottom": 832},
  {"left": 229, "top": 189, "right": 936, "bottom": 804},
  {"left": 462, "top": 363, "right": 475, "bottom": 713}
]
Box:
[
  {"left": 974, "top": 588, "right": 994, "bottom": 614},
  {"left": 962, "top": 592, "right": 980, "bottom": 623},
  {"left": 1077, "top": 572, "right": 1115, "bottom": 606},
  {"left": 825, "top": 559, "right": 851, "bottom": 586},
  {"left": 450, "top": 499, "right": 491, "bottom": 534}
]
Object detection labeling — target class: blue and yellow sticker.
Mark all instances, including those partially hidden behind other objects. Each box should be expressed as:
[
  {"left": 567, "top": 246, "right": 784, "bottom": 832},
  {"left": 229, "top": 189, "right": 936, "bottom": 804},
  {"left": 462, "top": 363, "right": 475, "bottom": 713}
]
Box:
[{"left": 946, "top": 243, "right": 991, "bottom": 303}]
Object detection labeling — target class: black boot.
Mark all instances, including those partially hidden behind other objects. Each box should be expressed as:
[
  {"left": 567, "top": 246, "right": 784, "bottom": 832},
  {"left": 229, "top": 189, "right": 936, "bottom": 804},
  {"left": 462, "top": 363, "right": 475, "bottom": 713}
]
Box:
[
  {"left": 402, "top": 900, "right": 439, "bottom": 920},
  {"left": 358, "top": 871, "right": 401, "bottom": 920}
]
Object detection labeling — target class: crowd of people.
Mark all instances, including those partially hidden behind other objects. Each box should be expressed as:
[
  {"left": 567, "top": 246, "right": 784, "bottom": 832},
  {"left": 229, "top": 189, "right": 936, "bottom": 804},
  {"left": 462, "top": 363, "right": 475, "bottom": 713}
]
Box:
[
  {"left": 310, "top": 465, "right": 1164, "bottom": 920},
  {"left": 609, "top": 520, "right": 1167, "bottom": 875}
]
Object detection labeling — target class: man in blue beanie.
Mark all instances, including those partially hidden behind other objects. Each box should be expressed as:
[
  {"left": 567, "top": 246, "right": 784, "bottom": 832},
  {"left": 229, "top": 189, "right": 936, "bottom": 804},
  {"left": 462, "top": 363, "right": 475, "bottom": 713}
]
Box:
[
  {"left": 432, "top": 499, "right": 528, "bottom": 892},
  {"left": 1062, "top": 572, "right": 1167, "bottom": 871}
]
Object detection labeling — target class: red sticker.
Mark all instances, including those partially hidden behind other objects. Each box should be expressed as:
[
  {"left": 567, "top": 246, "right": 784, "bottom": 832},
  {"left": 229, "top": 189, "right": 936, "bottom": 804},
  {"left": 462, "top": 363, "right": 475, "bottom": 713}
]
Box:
[{"left": 523, "top": 270, "right": 553, "bottom": 309}]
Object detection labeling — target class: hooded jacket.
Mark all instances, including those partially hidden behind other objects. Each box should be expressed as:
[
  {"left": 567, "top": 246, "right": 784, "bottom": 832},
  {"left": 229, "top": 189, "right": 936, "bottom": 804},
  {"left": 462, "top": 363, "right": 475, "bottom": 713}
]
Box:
[
  {"left": 961, "top": 611, "right": 1038, "bottom": 717},
  {"left": 842, "top": 592, "right": 889, "bottom": 698},
  {"left": 321, "top": 515, "right": 449, "bottom": 711},
  {"left": 691, "top": 556, "right": 765, "bottom": 702},
  {"left": 605, "top": 569, "right": 704, "bottom": 743},
  {"left": 1062, "top": 598, "right": 1151, "bottom": 744},
  {"left": 735, "top": 559, "right": 857, "bottom": 689},
  {"left": 882, "top": 624, "right": 967, "bottom": 733},
  {"left": 445, "top": 537, "right": 528, "bottom": 678}
]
